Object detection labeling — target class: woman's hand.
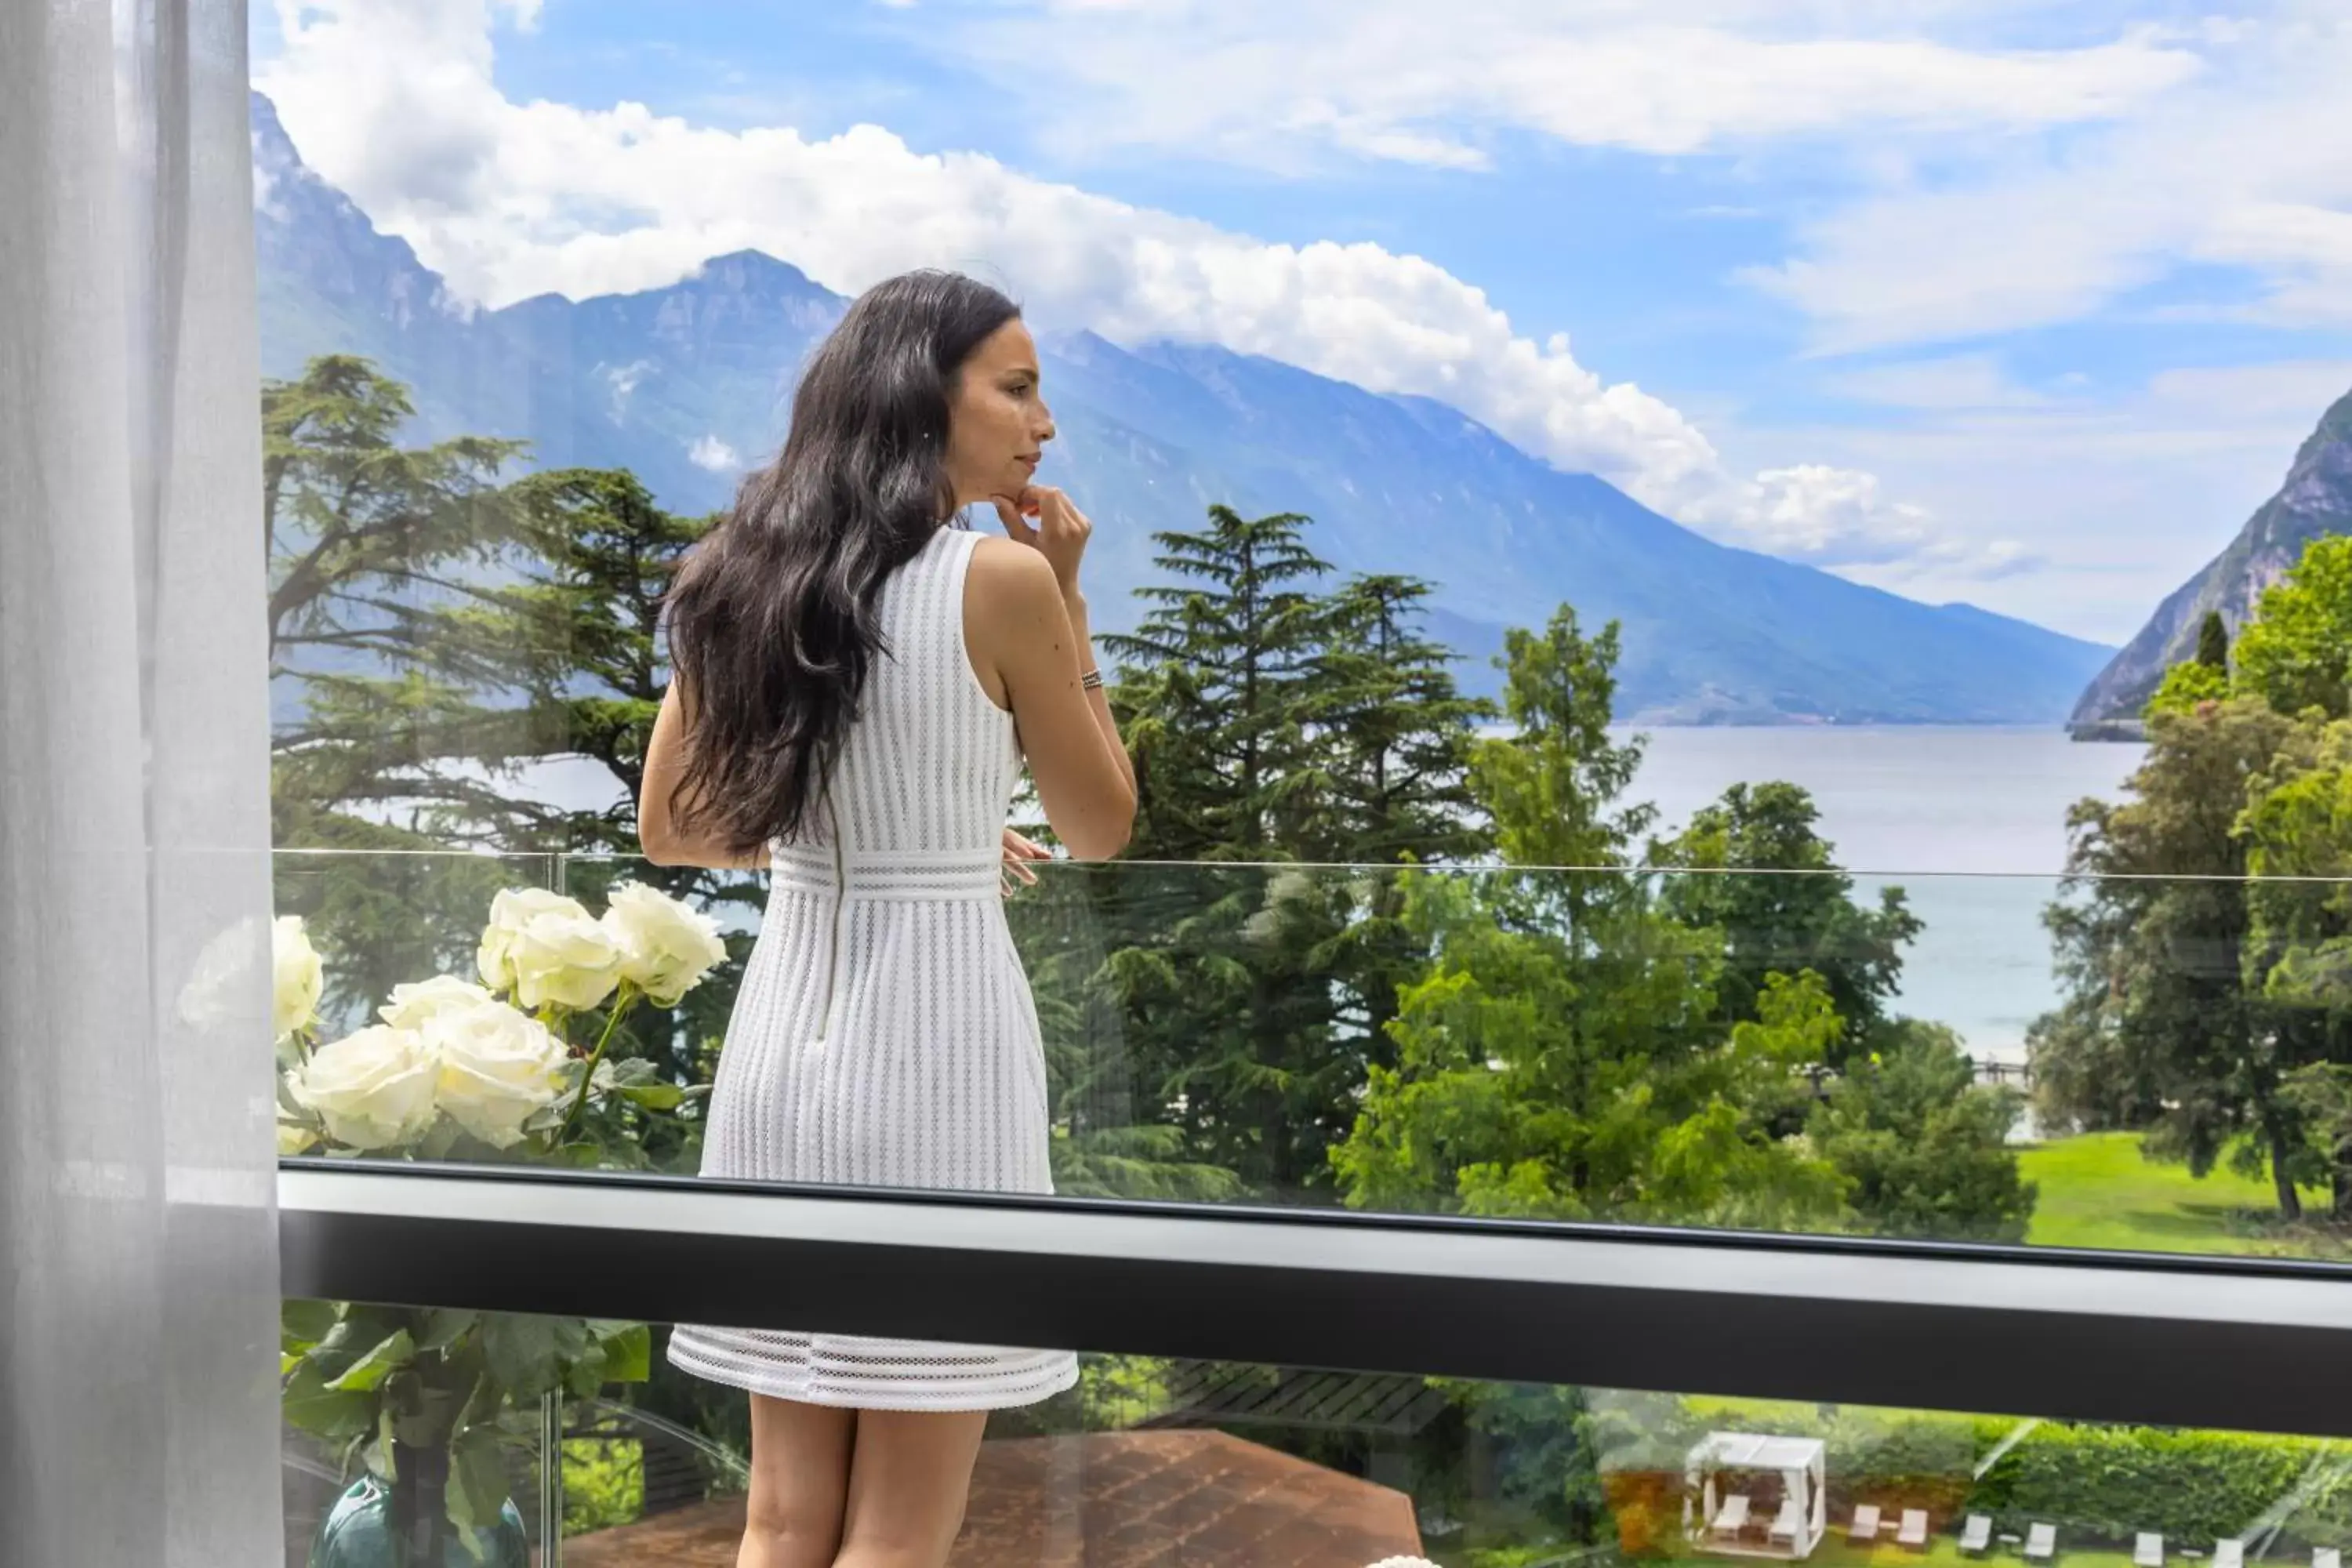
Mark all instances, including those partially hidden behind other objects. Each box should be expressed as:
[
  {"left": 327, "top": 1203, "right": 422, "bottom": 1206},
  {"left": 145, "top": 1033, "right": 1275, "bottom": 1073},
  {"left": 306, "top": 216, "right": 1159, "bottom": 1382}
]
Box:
[
  {"left": 991, "top": 485, "right": 1092, "bottom": 598},
  {"left": 1000, "top": 826, "right": 1051, "bottom": 898}
]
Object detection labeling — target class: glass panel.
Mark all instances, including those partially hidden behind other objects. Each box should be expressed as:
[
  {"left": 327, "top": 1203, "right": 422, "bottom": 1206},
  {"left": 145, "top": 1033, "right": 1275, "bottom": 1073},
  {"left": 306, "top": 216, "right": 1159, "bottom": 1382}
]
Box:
[
  {"left": 280, "top": 1298, "right": 559, "bottom": 1568},
  {"left": 542, "top": 1330, "right": 2352, "bottom": 1568},
  {"left": 280, "top": 848, "right": 2352, "bottom": 1258}
]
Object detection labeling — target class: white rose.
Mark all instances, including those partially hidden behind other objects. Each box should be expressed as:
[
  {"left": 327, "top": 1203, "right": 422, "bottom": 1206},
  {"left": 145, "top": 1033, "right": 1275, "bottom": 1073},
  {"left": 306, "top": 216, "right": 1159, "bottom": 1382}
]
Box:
[
  {"left": 477, "top": 887, "right": 621, "bottom": 1012},
  {"left": 379, "top": 975, "right": 495, "bottom": 1030},
  {"left": 277, "top": 1119, "right": 318, "bottom": 1156},
  {"left": 273, "top": 915, "right": 324, "bottom": 1040},
  {"left": 425, "top": 1000, "right": 572, "bottom": 1149},
  {"left": 292, "top": 1025, "right": 438, "bottom": 1151},
  {"left": 601, "top": 883, "right": 728, "bottom": 1007}
]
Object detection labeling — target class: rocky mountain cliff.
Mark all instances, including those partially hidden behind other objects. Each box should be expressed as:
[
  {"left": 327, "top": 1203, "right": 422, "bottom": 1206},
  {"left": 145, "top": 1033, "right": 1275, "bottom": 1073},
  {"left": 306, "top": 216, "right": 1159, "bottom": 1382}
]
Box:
[{"left": 2072, "top": 387, "right": 2352, "bottom": 730}]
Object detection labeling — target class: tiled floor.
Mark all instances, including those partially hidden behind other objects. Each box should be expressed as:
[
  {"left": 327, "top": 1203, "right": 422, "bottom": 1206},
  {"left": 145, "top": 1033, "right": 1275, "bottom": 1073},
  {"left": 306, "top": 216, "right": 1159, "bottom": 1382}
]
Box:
[{"left": 564, "top": 1428, "right": 1424, "bottom": 1567}]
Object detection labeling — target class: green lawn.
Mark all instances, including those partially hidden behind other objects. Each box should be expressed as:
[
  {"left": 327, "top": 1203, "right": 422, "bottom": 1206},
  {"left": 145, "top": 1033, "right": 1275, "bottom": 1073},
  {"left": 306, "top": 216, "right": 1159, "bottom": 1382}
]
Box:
[{"left": 2020, "top": 1131, "right": 2320, "bottom": 1255}]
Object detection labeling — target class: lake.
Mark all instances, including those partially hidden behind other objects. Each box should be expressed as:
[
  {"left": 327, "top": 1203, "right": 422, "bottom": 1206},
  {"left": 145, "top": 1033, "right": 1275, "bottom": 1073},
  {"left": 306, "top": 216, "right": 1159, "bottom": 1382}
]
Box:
[
  {"left": 498, "top": 725, "right": 2147, "bottom": 1065},
  {"left": 1627, "top": 725, "right": 2148, "bottom": 1065}
]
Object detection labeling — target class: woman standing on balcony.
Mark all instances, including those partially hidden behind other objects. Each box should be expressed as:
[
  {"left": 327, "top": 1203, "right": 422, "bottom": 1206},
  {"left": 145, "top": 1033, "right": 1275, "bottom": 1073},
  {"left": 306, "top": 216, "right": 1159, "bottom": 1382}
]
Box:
[{"left": 637, "top": 270, "right": 1138, "bottom": 1568}]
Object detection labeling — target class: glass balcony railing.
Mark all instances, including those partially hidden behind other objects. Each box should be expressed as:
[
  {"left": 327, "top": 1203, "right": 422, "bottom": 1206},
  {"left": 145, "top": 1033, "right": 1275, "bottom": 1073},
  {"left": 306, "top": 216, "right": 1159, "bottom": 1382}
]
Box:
[
  {"left": 269, "top": 848, "right": 2352, "bottom": 1258},
  {"left": 280, "top": 1285, "right": 2352, "bottom": 1568}
]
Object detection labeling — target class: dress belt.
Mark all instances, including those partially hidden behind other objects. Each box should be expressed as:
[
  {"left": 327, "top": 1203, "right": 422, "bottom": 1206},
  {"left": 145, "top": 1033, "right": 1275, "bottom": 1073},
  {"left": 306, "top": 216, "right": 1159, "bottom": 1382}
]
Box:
[{"left": 768, "top": 843, "right": 1005, "bottom": 901}]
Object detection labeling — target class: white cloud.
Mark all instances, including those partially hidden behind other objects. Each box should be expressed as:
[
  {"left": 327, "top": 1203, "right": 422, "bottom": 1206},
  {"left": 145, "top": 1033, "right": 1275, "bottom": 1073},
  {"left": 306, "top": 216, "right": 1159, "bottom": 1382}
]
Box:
[
  {"left": 927, "top": 2, "right": 2201, "bottom": 166},
  {"left": 1741, "top": 6, "right": 2352, "bottom": 350},
  {"left": 252, "top": 0, "right": 1995, "bottom": 575},
  {"left": 688, "top": 434, "right": 741, "bottom": 472},
  {"left": 1703, "top": 463, "right": 2038, "bottom": 577},
  {"left": 1826, "top": 354, "right": 2051, "bottom": 411}
]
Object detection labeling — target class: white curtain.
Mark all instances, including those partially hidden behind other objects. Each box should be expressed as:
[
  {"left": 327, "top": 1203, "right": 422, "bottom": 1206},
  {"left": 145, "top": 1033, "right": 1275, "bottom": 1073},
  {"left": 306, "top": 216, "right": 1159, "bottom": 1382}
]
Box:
[{"left": 0, "top": 0, "right": 281, "bottom": 1563}]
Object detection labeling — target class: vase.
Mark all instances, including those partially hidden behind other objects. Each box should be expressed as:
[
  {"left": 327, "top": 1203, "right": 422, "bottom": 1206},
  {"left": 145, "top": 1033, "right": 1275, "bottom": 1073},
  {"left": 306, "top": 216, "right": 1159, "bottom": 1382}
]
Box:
[{"left": 308, "top": 1446, "right": 530, "bottom": 1568}]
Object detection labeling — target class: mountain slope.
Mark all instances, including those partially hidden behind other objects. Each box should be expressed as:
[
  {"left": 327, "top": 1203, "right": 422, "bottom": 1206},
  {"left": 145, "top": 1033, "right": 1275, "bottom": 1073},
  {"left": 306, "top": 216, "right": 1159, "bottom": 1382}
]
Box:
[
  {"left": 252, "top": 93, "right": 2111, "bottom": 724},
  {"left": 2072, "top": 386, "right": 2352, "bottom": 728}
]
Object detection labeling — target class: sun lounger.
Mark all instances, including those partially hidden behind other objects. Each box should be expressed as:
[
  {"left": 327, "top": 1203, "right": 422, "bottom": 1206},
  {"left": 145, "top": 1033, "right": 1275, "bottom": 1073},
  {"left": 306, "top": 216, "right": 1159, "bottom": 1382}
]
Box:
[
  {"left": 1712, "top": 1495, "right": 1753, "bottom": 1540},
  {"left": 2212, "top": 1542, "right": 2244, "bottom": 1568},
  {"left": 1852, "top": 1505, "right": 1884, "bottom": 1544},
  {"left": 2027, "top": 1523, "right": 2059, "bottom": 1563},
  {"left": 2137, "top": 1534, "right": 2165, "bottom": 1568},
  {"left": 1771, "top": 1499, "right": 1804, "bottom": 1546},
  {"left": 1900, "top": 1510, "right": 1930, "bottom": 1549},
  {"left": 1961, "top": 1515, "right": 1993, "bottom": 1555}
]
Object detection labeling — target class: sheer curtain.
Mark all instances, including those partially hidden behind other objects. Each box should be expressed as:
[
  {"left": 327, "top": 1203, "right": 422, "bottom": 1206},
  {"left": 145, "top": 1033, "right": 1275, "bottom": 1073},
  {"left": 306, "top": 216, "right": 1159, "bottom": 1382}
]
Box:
[{"left": 0, "top": 1, "right": 281, "bottom": 1563}]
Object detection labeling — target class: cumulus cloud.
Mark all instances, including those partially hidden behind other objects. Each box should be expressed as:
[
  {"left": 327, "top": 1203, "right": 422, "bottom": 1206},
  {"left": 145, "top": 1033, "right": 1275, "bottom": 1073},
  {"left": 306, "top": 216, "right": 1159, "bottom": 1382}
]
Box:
[
  {"left": 688, "top": 434, "right": 741, "bottom": 473},
  {"left": 252, "top": 0, "right": 2006, "bottom": 575},
  {"left": 1741, "top": 5, "right": 2352, "bottom": 350},
  {"left": 1706, "top": 464, "right": 2040, "bottom": 577},
  {"left": 927, "top": 2, "right": 2200, "bottom": 166}
]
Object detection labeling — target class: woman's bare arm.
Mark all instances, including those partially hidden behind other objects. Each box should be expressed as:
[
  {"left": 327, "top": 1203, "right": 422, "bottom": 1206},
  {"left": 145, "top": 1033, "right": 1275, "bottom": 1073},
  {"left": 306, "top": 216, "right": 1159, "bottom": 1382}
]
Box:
[
  {"left": 637, "top": 681, "right": 771, "bottom": 869},
  {"left": 965, "top": 537, "right": 1136, "bottom": 861}
]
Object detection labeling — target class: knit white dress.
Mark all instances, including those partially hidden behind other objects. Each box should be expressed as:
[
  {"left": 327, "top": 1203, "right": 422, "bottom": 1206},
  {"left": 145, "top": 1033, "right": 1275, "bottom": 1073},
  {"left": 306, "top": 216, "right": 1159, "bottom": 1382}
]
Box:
[{"left": 666, "top": 524, "right": 1079, "bottom": 1410}]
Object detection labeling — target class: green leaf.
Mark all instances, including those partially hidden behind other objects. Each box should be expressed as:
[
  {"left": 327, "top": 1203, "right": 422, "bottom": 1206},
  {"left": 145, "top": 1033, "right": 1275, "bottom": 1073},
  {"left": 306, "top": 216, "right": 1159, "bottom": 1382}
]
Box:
[
  {"left": 282, "top": 1298, "right": 339, "bottom": 1351},
  {"left": 327, "top": 1327, "right": 416, "bottom": 1392},
  {"left": 480, "top": 1312, "right": 564, "bottom": 1399},
  {"left": 445, "top": 1425, "right": 514, "bottom": 1535},
  {"left": 416, "top": 1308, "right": 479, "bottom": 1352},
  {"left": 592, "top": 1322, "right": 652, "bottom": 1384},
  {"left": 565, "top": 1341, "right": 611, "bottom": 1399},
  {"left": 306, "top": 1305, "right": 413, "bottom": 1383},
  {"left": 281, "top": 1358, "right": 378, "bottom": 1442},
  {"left": 615, "top": 1082, "right": 684, "bottom": 1110}
]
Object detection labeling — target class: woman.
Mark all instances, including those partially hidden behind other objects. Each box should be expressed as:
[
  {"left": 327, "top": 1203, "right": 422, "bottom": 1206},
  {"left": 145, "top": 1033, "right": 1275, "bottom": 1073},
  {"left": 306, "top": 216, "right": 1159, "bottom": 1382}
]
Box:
[{"left": 638, "top": 270, "right": 1138, "bottom": 1568}]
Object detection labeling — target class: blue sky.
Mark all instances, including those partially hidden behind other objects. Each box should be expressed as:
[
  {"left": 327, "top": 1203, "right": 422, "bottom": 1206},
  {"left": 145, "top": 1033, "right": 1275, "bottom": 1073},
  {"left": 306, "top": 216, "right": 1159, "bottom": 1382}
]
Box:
[{"left": 252, "top": 1, "right": 2352, "bottom": 644}]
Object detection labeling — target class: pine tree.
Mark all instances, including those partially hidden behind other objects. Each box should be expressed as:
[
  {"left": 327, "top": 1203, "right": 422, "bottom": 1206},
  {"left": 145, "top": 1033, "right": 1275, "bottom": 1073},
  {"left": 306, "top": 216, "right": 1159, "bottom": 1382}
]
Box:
[
  {"left": 2198, "top": 608, "right": 2230, "bottom": 672},
  {"left": 1101, "top": 504, "right": 1332, "bottom": 857}
]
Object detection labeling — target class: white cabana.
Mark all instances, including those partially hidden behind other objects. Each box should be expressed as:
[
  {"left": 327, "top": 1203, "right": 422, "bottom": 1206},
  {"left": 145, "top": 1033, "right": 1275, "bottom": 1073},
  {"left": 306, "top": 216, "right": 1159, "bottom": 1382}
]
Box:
[{"left": 1685, "top": 1432, "right": 1829, "bottom": 1561}]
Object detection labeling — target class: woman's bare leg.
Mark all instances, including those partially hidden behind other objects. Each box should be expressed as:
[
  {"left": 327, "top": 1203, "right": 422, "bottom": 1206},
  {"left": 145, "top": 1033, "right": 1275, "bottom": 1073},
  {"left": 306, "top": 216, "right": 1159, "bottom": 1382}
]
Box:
[
  {"left": 739, "top": 1395, "right": 858, "bottom": 1568},
  {"left": 832, "top": 1409, "right": 990, "bottom": 1568}
]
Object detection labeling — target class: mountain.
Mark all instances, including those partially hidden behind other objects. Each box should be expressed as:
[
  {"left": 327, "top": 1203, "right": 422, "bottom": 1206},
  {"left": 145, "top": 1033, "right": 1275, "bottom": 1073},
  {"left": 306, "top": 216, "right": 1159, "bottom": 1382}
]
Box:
[
  {"left": 251, "top": 93, "right": 2112, "bottom": 724},
  {"left": 2072, "top": 386, "right": 2352, "bottom": 729}
]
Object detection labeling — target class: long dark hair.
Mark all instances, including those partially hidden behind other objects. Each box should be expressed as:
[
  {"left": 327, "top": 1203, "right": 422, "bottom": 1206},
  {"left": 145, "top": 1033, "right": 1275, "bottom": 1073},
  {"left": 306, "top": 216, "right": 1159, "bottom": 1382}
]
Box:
[{"left": 663, "top": 269, "right": 1022, "bottom": 855}]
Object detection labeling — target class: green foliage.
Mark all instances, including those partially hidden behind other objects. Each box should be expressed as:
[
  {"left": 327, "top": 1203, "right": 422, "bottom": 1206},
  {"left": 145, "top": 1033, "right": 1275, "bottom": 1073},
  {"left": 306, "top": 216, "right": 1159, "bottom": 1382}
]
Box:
[
  {"left": 1332, "top": 612, "right": 1846, "bottom": 1230},
  {"left": 1074, "top": 507, "right": 1494, "bottom": 1198},
  {"left": 282, "top": 1300, "right": 653, "bottom": 1548},
  {"left": 561, "top": 1439, "right": 646, "bottom": 1536},
  {"left": 2147, "top": 657, "right": 2230, "bottom": 719},
  {"left": 2030, "top": 695, "right": 2311, "bottom": 1216},
  {"left": 1650, "top": 780, "right": 1922, "bottom": 1063},
  {"left": 1809, "top": 1022, "right": 2037, "bottom": 1243},
  {"left": 2233, "top": 535, "right": 2352, "bottom": 720},
  {"left": 2198, "top": 610, "right": 2232, "bottom": 673},
  {"left": 1972, "top": 1425, "right": 2334, "bottom": 1545}
]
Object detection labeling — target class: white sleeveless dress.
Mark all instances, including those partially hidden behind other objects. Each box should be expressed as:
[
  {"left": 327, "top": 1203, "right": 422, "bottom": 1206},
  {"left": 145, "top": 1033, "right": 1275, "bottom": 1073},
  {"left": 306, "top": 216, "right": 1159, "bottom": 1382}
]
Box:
[{"left": 666, "top": 524, "right": 1079, "bottom": 1410}]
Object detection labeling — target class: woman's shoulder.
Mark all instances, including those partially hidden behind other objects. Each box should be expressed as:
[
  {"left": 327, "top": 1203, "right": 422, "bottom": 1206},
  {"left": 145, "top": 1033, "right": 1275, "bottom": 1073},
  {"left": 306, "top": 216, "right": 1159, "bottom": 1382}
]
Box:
[{"left": 965, "top": 533, "right": 1059, "bottom": 600}]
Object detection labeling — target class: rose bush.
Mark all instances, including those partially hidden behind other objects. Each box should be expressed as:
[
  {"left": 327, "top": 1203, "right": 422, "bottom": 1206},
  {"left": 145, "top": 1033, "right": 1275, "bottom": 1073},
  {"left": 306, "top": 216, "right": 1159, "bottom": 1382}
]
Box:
[
  {"left": 603, "top": 880, "right": 728, "bottom": 1007},
  {"left": 274, "top": 913, "right": 324, "bottom": 1040},
  {"left": 279, "top": 880, "right": 731, "bottom": 1559}
]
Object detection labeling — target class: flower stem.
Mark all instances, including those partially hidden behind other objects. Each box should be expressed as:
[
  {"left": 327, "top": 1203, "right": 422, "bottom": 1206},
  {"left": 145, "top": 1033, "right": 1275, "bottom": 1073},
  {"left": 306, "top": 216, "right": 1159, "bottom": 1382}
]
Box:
[{"left": 558, "top": 987, "right": 637, "bottom": 1143}]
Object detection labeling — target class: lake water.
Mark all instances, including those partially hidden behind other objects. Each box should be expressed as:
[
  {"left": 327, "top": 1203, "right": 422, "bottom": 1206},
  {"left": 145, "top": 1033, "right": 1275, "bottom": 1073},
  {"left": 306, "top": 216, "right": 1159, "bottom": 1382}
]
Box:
[
  {"left": 1626, "top": 726, "right": 2147, "bottom": 1065},
  {"left": 499, "top": 726, "right": 2146, "bottom": 1065}
]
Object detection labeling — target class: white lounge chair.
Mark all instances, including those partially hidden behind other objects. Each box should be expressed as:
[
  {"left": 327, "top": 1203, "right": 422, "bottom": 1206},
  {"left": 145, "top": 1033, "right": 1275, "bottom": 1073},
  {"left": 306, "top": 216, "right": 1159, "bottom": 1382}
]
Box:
[
  {"left": 1852, "top": 1505, "right": 1884, "bottom": 1544},
  {"left": 1900, "top": 1510, "right": 1930, "bottom": 1549},
  {"left": 2026, "top": 1523, "right": 2059, "bottom": 1563},
  {"left": 2137, "top": 1534, "right": 2165, "bottom": 1568},
  {"left": 1961, "top": 1515, "right": 1993, "bottom": 1555},
  {"left": 2212, "top": 1542, "right": 2245, "bottom": 1568},
  {"left": 2314, "top": 1550, "right": 2340, "bottom": 1568},
  {"left": 1771, "top": 1499, "right": 1804, "bottom": 1547},
  {"left": 1712, "top": 1495, "right": 1753, "bottom": 1541}
]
